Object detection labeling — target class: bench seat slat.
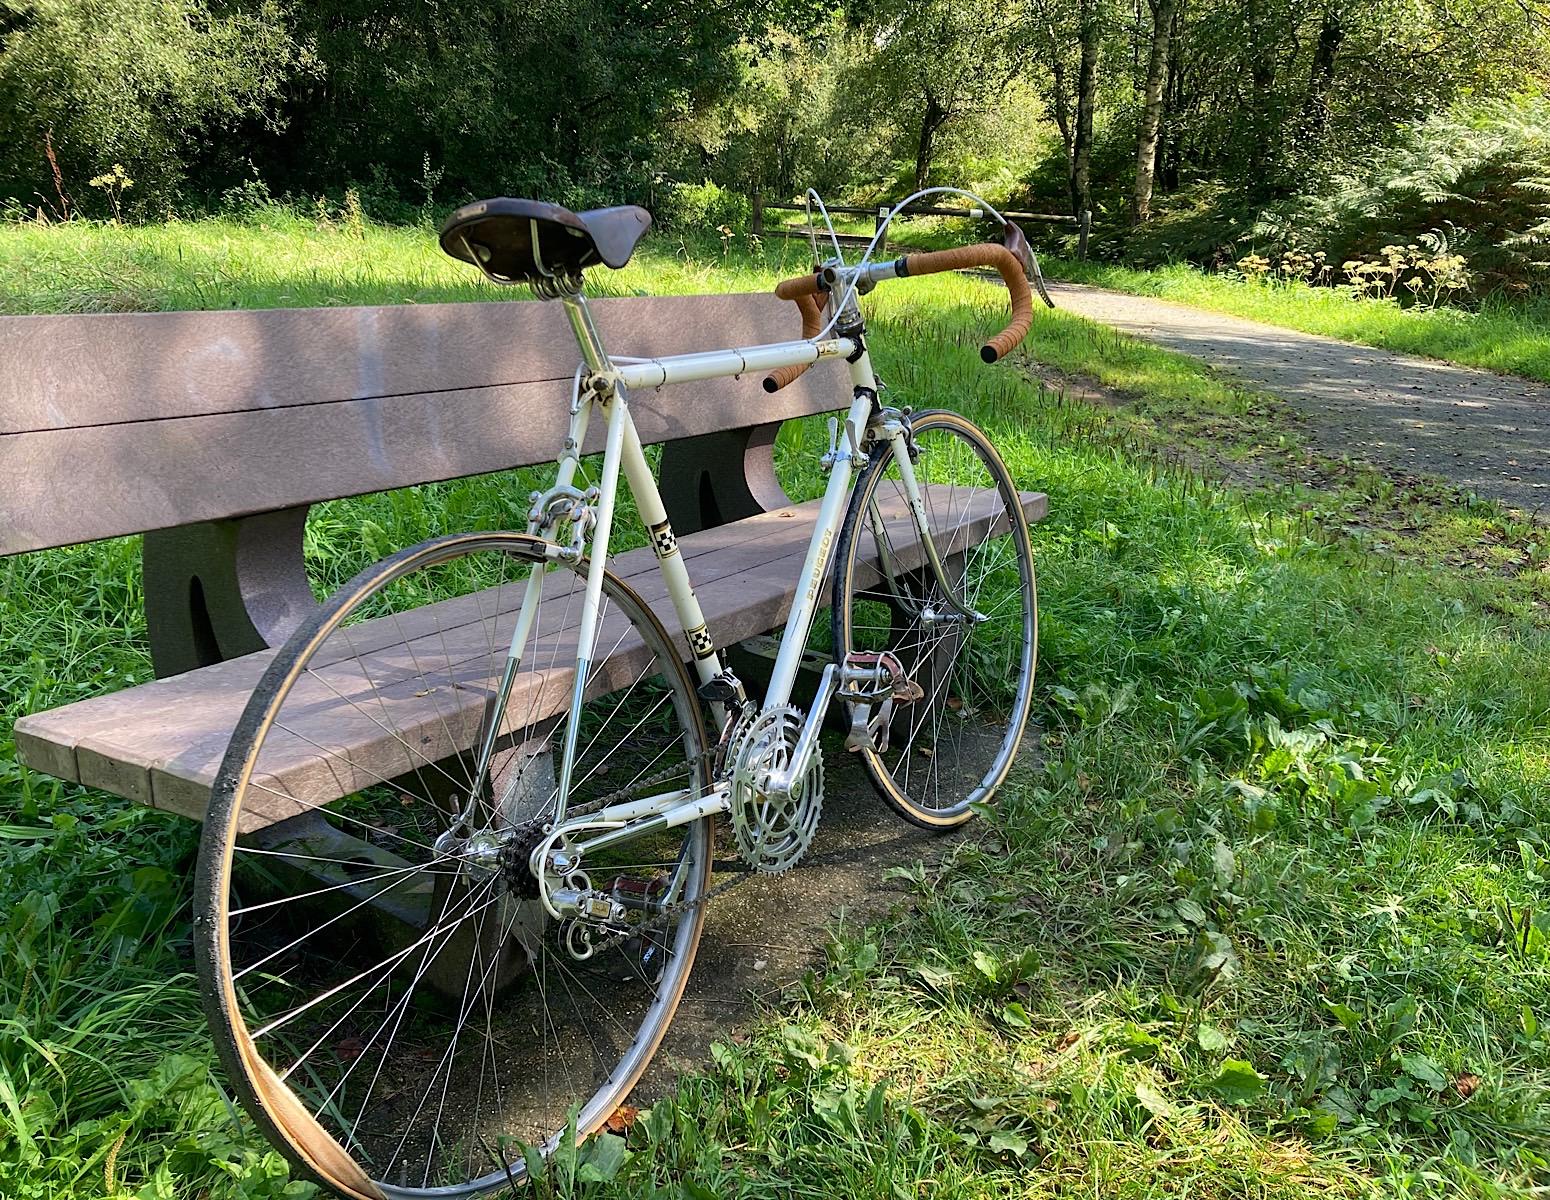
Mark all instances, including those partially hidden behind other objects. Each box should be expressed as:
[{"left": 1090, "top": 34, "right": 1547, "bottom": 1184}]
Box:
[
  {"left": 10, "top": 489, "right": 857, "bottom": 791},
  {"left": 15, "top": 488, "right": 1046, "bottom": 831},
  {"left": 1, "top": 295, "right": 803, "bottom": 433}
]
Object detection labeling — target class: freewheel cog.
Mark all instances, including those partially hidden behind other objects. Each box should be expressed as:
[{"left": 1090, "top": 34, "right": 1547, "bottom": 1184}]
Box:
[{"left": 727, "top": 706, "right": 823, "bottom": 874}]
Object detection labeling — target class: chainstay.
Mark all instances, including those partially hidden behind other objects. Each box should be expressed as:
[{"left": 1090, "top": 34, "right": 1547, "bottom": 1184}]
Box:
[{"left": 559, "top": 750, "right": 759, "bottom": 959}]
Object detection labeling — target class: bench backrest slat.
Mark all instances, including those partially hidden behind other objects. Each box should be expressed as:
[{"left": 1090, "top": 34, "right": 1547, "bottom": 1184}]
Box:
[{"left": 2, "top": 293, "right": 841, "bottom": 555}]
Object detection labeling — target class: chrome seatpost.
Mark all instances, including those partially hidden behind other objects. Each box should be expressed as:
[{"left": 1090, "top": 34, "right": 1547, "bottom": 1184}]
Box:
[{"left": 560, "top": 290, "right": 612, "bottom": 373}]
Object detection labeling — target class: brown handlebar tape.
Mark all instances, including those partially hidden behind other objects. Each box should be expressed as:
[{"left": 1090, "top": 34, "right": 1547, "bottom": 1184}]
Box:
[
  {"left": 764, "top": 273, "right": 827, "bottom": 393},
  {"left": 774, "top": 272, "right": 825, "bottom": 302},
  {"left": 898, "top": 243, "right": 1034, "bottom": 363},
  {"left": 764, "top": 244, "right": 1034, "bottom": 392}
]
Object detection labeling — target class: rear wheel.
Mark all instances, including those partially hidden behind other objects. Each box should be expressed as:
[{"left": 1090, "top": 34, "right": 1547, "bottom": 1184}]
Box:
[
  {"left": 832, "top": 411, "right": 1037, "bottom": 829},
  {"left": 195, "top": 532, "right": 711, "bottom": 1197}
]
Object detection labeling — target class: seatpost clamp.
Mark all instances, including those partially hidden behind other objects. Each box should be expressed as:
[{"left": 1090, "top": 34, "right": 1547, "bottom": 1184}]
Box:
[{"left": 581, "top": 367, "right": 627, "bottom": 403}]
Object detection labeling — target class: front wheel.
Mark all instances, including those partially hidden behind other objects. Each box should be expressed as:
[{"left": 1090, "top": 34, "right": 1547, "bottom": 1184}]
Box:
[{"left": 832, "top": 411, "right": 1037, "bottom": 829}]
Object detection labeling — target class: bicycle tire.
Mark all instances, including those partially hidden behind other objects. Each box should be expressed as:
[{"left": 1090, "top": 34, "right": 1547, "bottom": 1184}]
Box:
[
  {"left": 832, "top": 411, "right": 1037, "bottom": 829},
  {"left": 196, "top": 531, "right": 712, "bottom": 1198}
]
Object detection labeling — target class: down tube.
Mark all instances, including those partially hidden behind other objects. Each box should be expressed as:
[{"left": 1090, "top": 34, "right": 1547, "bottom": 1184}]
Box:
[{"left": 763, "top": 362, "right": 878, "bottom": 707}]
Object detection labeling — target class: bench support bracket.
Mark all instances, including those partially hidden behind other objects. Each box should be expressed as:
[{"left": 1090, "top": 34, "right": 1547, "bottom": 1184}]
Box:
[
  {"left": 658, "top": 424, "right": 792, "bottom": 535},
  {"left": 143, "top": 506, "right": 317, "bottom": 678}
]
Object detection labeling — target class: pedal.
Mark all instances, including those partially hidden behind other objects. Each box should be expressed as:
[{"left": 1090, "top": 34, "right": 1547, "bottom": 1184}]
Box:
[
  {"left": 845, "top": 696, "right": 896, "bottom": 755},
  {"left": 606, "top": 874, "right": 667, "bottom": 912},
  {"left": 842, "top": 651, "right": 924, "bottom": 704},
  {"left": 845, "top": 702, "right": 872, "bottom": 752}
]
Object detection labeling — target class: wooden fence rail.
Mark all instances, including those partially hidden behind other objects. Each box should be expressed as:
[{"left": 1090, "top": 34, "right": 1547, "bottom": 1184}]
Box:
[{"left": 751, "top": 193, "right": 1092, "bottom": 260}]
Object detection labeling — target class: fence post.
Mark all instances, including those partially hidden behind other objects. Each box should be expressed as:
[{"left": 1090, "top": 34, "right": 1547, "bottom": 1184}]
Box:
[
  {"left": 751, "top": 191, "right": 764, "bottom": 239},
  {"left": 876, "top": 204, "right": 889, "bottom": 242},
  {"left": 1078, "top": 209, "right": 1092, "bottom": 261}
]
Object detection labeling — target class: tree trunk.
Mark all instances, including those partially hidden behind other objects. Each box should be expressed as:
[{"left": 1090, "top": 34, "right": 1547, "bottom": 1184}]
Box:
[
  {"left": 1072, "top": 0, "right": 1102, "bottom": 219},
  {"left": 1047, "top": 46, "right": 1077, "bottom": 213},
  {"left": 1161, "top": 13, "right": 1185, "bottom": 190},
  {"left": 1244, "top": 0, "right": 1277, "bottom": 184},
  {"left": 1297, "top": 6, "right": 1344, "bottom": 154},
  {"left": 914, "top": 92, "right": 947, "bottom": 192},
  {"left": 1131, "top": 0, "right": 1179, "bottom": 225}
]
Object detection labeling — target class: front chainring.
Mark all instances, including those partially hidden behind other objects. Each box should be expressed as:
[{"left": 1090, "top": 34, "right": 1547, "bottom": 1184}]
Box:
[{"left": 727, "top": 706, "right": 823, "bottom": 874}]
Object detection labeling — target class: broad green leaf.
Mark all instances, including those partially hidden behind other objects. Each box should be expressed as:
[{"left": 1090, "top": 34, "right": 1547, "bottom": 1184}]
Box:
[
  {"left": 576, "top": 1131, "right": 630, "bottom": 1182},
  {"left": 1205, "top": 1059, "right": 1266, "bottom": 1104},
  {"left": 1196, "top": 1023, "right": 1230, "bottom": 1053},
  {"left": 987, "top": 1129, "right": 1028, "bottom": 1156},
  {"left": 971, "top": 949, "right": 1002, "bottom": 984},
  {"left": 1211, "top": 842, "right": 1236, "bottom": 887},
  {"left": 865, "top": 1078, "right": 889, "bottom": 1124},
  {"left": 1400, "top": 1054, "right": 1448, "bottom": 1092},
  {"left": 779, "top": 1025, "right": 823, "bottom": 1071},
  {"left": 916, "top": 963, "right": 956, "bottom": 991},
  {"left": 1323, "top": 999, "right": 1362, "bottom": 1031}
]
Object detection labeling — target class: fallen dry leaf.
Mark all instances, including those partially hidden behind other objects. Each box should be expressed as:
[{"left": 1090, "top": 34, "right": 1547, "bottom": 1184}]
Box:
[
  {"left": 1454, "top": 1073, "right": 1481, "bottom": 1099},
  {"left": 604, "top": 1104, "right": 640, "bottom": 1134}
]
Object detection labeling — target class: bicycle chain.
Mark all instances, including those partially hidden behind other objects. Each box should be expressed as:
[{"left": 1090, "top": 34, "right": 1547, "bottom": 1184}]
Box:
[{"left": 544, "top": 749, "right": 759, "bottom": 961}]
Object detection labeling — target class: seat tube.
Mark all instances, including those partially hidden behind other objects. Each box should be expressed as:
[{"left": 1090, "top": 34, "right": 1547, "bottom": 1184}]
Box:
[
  {"left": 562, "top": 291, "right": 723, "bottom": 692},
  {"left": 619, "top": 418, "right": 723, "bottom": 688}
]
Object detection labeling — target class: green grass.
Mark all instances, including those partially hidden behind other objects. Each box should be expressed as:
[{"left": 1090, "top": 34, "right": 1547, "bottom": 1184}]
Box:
[
  {"left": 1049, "top": 259, "right": 1550, "bottom": 386},
  {"left": 1, "top": 214, "right": 1548, "bottom": 1198}
]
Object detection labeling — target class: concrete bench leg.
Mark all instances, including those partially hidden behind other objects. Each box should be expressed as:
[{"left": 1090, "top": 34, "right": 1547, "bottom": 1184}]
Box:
[{"left": 142, "top": 506, "right": 318, "bottom": 678}]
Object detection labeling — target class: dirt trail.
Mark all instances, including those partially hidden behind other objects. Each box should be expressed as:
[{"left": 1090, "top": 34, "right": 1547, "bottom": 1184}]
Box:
[{"left": 1047, "top": 282, "right": 1550, "bottom": 516}]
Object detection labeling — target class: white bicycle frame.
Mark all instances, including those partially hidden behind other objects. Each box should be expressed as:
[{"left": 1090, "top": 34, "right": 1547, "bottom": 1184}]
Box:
[{"left": 464, "top": 280, "right": 952, "bottom": 896}]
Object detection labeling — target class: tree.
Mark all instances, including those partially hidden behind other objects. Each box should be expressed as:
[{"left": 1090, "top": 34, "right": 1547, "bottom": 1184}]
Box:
[
  {"left": 0, "top": 0, "right": 303, "bottom": 212},
  {"left": 1070, "top": 0, "right": 1103, "bottom": 217},
  {"left": 1131, "top": 0, "right": 1179, "bottom": 224},
  {"left": 847, "top": 0, "right": 1023, "bottom": 193},
  {"left": 257, "top": 0, "right": 763, "bottom": 207}
]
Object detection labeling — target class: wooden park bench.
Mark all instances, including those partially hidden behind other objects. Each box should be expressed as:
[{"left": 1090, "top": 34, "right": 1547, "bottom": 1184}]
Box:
[{"left": 3, "top": 293, "right": 1048, "bottom": 833}]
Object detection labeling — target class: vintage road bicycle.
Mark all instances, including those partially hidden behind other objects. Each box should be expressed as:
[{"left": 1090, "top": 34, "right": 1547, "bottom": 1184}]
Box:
[{"left": 194, "top": 188, "right": 1041, "bottom": 1197}]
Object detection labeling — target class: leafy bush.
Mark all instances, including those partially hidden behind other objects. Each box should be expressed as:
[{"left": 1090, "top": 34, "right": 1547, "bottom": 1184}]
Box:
[
  {"left": 1114, "top": 183, "right": 1265, "bottom": 267},
  {"left": 1260, "top": 96, "right": 1550, "bottom": 294},
  {"left": 655, "top": 180, "right": 751, "bottom": 232},
  {"left": 0, "top": 0, "right": 304, "bottom": 215}
]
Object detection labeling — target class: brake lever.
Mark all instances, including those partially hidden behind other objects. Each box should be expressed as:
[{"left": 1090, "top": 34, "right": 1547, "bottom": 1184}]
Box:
[{"left": 1002, "top": 221, "right": 1035, "bottom": 281}]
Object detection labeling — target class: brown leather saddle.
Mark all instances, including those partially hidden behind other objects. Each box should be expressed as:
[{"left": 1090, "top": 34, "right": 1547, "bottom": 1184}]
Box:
[{"left": 439, "top": 197, "right": 651, "bottom": 284}]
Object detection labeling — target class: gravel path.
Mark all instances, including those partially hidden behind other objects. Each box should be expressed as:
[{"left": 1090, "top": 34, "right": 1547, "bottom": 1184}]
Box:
[{"left": 1047, "top": 282, "right": 1550, "bottom": 516}]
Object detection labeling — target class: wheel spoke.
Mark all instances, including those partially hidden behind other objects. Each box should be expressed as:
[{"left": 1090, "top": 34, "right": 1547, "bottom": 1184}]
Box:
[{"left": 201, "top": 534, "right": 711, "bottom": 1196}]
